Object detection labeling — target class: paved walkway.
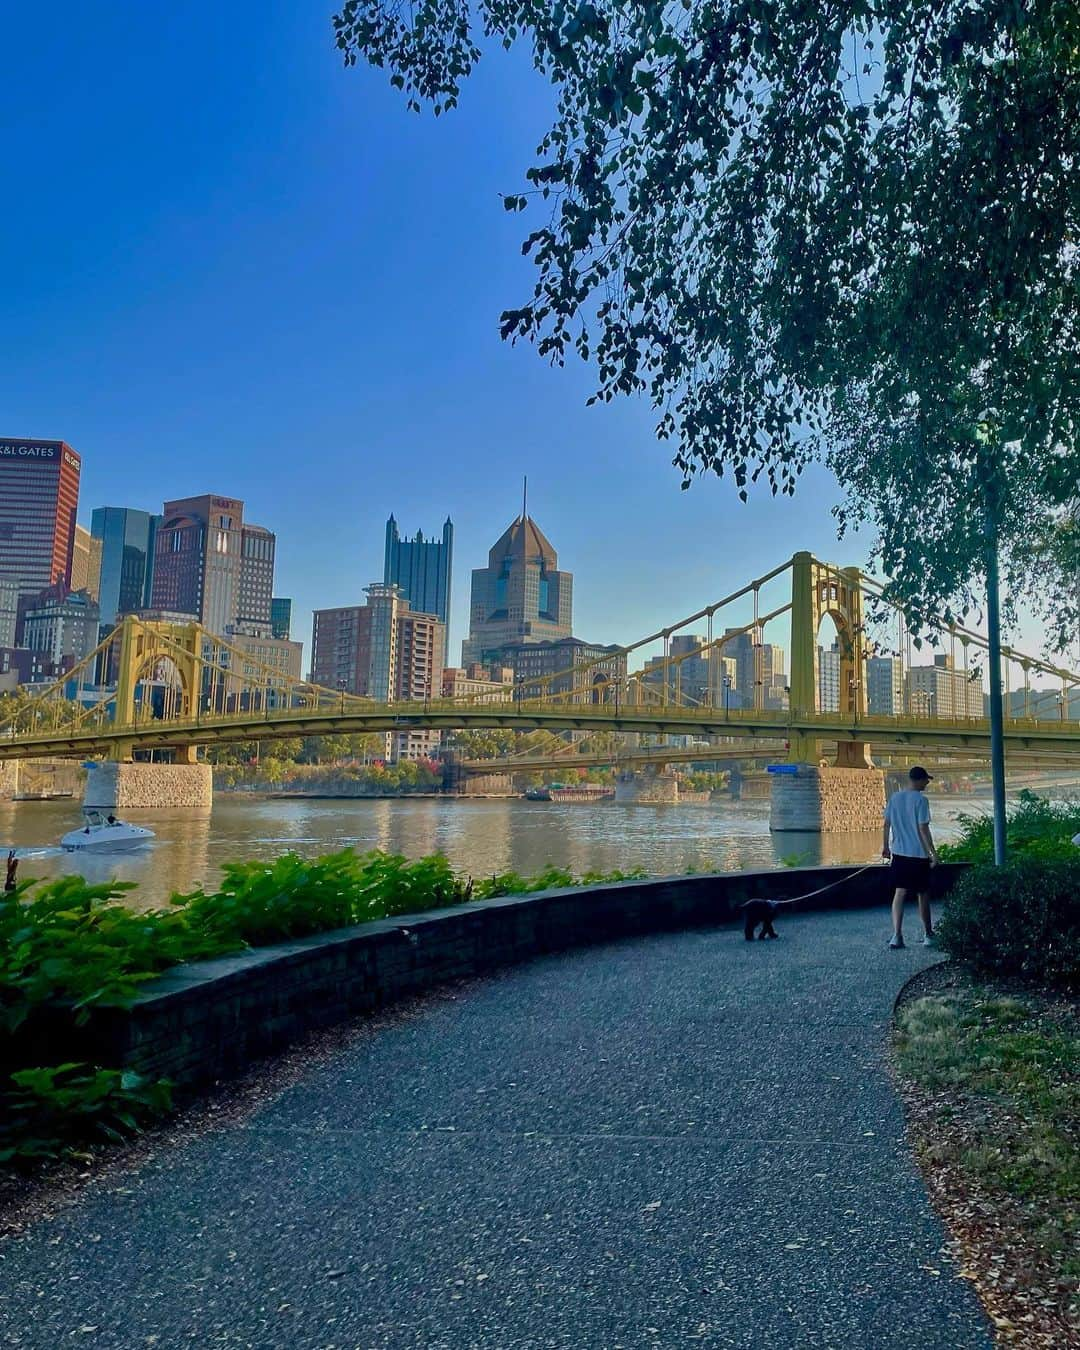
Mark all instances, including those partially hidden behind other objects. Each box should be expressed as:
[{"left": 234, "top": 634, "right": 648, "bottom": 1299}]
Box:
[{"left": 0, "top": 907, "right": 990, "bottom": 1349}]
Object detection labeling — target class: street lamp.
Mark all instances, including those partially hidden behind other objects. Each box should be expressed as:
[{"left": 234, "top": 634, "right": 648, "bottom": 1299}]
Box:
[
  {"left": 723, "top": 674, "right": 731, "bottom": 720},
  {"left": 338, "top": 679, "right": 346, "bottom": 715}
]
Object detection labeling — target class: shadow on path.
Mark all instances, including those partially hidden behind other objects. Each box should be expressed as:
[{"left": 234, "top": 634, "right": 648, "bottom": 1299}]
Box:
[{"left": 0, "top": 907, "right": 991, "bottom": 1349}]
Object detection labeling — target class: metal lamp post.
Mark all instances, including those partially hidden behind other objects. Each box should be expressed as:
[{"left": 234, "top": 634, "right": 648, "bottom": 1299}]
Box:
[{"left": 977, "top": 440, "right": 1015, "bottom": 864}]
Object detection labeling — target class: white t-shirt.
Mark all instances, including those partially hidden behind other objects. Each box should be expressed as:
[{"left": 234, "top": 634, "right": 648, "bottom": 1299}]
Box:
[{"left": 885, "top": 789, "right": 931, "bottom": 858}]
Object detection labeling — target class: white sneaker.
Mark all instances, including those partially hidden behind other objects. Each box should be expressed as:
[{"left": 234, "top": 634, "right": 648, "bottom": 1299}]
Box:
[
  {"left": 889, "top": 935, "right": 905, "bottom": 949},
  {"left": 921, "top": 934, "right": 936, "bottom": 947}
]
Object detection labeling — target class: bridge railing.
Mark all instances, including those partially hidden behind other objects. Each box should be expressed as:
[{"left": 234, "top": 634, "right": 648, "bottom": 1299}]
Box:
[{"left": 7, "top": 696, "right": 1080, "bottom": 745}]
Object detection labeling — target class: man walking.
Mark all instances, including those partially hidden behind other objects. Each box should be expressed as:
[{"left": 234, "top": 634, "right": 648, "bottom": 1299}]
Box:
[{"left": 882, "top": 766, "right": 938, "bottom": 948}]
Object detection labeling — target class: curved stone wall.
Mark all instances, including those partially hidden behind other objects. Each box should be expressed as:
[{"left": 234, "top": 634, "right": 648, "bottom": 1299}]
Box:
[{"left": 73, "top": 863, "right": 967, "bottom": 1092}]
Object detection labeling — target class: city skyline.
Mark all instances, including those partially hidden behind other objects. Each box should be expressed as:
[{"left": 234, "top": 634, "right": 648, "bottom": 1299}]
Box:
[
  {"left": 6, "top": 460, "right": 1064, "bottom": 702},
  {"left": 0, "top": 423, "right": 1069, "bottom": 727}
]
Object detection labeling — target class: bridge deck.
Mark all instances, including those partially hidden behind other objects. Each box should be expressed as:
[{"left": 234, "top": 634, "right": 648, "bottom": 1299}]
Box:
[
  {"left": 0, "top": 907, "right": 989, "bottom": 1348},
  {"left": 5, "top": 699, "right": 1080, "bottom": 760}
]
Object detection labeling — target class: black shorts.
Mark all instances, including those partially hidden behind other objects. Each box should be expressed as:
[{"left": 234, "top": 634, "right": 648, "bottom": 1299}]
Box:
[{"left": 891, "top": 853, "right": 931, "bottom": 892}]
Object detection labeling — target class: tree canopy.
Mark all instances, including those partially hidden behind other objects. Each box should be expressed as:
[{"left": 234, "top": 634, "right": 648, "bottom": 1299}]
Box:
[{"left": 335, "top": 0, "right": 1079, "bottom": 643}]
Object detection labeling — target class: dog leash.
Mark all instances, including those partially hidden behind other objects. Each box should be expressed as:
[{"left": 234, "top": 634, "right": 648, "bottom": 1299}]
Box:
[{"left": 770, "top": 861, "right": 883, "bottom": 906}]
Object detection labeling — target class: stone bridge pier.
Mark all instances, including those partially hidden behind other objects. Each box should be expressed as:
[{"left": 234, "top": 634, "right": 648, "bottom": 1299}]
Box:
[
  {"left": 769, "top": 763, "right": 886, "bottom": 832},
  {"left": 614, "top": 766, "right": 680, "bottom": 804},
  {"left": 83, "top": 757, "right": 213, "bottom": 811}
]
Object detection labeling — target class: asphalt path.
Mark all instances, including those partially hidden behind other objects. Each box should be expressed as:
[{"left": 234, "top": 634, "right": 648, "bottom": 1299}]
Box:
[{"left": 0, "top": 905, "right": 991, "bottom": 1349}]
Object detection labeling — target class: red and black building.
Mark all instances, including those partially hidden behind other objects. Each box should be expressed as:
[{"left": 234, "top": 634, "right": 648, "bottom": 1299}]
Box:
[{"left": 0, "top": 438, "right": 81, "bottom": 606}]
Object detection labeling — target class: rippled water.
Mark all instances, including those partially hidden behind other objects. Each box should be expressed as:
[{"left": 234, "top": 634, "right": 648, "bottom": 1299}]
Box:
[{"left": 0, "top": 791, "right": 990, "bottom": 910}]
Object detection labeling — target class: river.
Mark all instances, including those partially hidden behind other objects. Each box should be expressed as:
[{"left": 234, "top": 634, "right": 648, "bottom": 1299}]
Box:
[{"left": 0, "top": 792, "right": 991, "bottom": 910}]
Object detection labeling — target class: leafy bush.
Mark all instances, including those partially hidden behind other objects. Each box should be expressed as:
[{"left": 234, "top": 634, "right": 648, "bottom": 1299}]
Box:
[
  {"left": 937, "top": 859, "right": 1080, "bottom": 989},
  {"left": 175, "top": 849, "right": 469, "bottom": 949},
  {"left": 474, "top": 865, "right": 646, "bottom": 898},
  {"left": 0, "top": 1064, "right": 172, "bottom": 1163},
  {"left": 0, "top": 876, "right": 194, "bottom": 1032},
  {"left": 941, "top": 790, "right": 1080, "bottom": 863}
]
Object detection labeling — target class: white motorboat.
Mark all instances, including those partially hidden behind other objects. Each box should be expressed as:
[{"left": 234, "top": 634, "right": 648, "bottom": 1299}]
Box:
[{"left": 61, "top": 811, "right": 155, "bottom": 852}]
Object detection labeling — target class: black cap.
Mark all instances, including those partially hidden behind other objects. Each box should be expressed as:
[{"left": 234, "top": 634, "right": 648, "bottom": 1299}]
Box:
[{"left": 909, "top": 766, "right": 933, "bottom": 781}]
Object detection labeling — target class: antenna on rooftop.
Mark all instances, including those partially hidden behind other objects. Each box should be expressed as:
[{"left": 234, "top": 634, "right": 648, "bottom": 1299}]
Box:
[{"left": 522, "top": 475, "right": 528, "bottom": 520}]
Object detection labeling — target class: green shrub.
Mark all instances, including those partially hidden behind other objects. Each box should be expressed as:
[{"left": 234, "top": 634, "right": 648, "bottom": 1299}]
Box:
[
  {"left": 0, "top": 875, "right": 195, "bottom": 1032},
  {"left": 937, "top": 858, "right": 1080, "bottom": 989},
  {"left": 0, "top": 1064, "right": 172, "bottom": 1163},
  {"left": 473, "top": 864, "right": 645, "bottom": 898},
  {"left": 940, "top": 790, "right": 1080, "bottom": 863},
  {"left": 175, "top": 849, "right": 470, "bottom": 949}
]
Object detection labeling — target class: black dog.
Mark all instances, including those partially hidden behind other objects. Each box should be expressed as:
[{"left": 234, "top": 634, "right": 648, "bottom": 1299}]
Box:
[{"left": 740, "top": 898, "right": 780, "bottom": 940}]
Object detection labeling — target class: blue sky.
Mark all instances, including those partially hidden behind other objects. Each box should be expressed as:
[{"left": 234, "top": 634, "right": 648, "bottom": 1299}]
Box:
[{"left": 1, "top": 2, "right": 1028, "bottom": 676}]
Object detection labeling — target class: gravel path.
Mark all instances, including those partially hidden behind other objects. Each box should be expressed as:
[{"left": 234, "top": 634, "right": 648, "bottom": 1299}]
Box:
[{"left": 0, "top": 905, "right": 991, "bottom": 1349}]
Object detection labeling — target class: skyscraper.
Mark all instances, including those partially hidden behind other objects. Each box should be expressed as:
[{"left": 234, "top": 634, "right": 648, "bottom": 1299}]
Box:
[
  {"left": 310, "top": 584, "right": 444, "bottom": 761},
  {"left": 0, "top": 578, "right": 18, "bottom": 649},
  {"left": 90, "top": 507, "right": 161, "bottom": 627},
  {"left": 70, "top": 525, "right": 101, "bottom": 601},
  {"left": 817, "top": 642, "right": 840, "bottom": 712},
  {"left": 0, "top": 438, "right": 81, "bottom": 603},
  {"left": 867, "top": 654, "right": 904, "bottom": 715},
  {"left": 271, "top": 597, "right": 293, "bottom": 640},
  {"left": 719, "top": 629, "right": 787, "bottom": 709},
  {"left": 150, "top": 495, "right": 275, "bottom": 636},
  {"left": 462, "top": 508, "right": 572, "bottom": 665},
  {"left": 384, "top": 516, "right": 453, "bottom": 663},
  {"left": 21, "top": 589, "right": 100, "bottom": 675},
  {"left": 237, "top": 524, "right": 275, "bottom": 633},
  {"left": 907, "top": 654, "right": 984, "bottom": 718}
]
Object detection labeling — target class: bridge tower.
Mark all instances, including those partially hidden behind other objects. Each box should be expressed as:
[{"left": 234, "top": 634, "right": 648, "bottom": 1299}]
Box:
[
  {"left": 113, "top": 617, "right": 204, "bottom": 759},
  {"left": 84, "top": 616, "right": 212, "bottom": 809},
  {"left": 788, "top": 552, "right": 871, "bottom": 767},
  {"left": 772, "top": 552, "right": 884, "bottom": 832}
]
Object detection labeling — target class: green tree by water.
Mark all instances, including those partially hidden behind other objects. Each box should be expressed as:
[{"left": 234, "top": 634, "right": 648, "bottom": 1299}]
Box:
[{"left": 335, "top": 0, "right": 1080, "bottom": 641}]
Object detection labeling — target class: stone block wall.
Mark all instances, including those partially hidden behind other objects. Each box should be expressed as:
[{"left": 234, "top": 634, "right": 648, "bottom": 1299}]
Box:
[
  {"left": 461, "top": 774, "right": 515, "bottom": 796},
  {"left": 84, "top": 761, "right": 213, "bottom": 810},
  {"left": 770, "top": 765, "right": 886, "bottom": 833},
  {"left": 14, "top": 759, "right": 81, "bottom": 799},
  {"left": 614, "top": 772, "right": 679, "bottom": 803},
  {"left": 61, "top": 862, "right": 968, "bottom": 1091},
  {"left": 0, "top": 760, "right": 17, "bottom": 801}
]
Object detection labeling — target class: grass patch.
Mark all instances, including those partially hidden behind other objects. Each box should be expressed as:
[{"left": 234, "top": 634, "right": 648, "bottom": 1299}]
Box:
[{"left": 895, "top": 980, "right": 1079, "bottom": 1343}]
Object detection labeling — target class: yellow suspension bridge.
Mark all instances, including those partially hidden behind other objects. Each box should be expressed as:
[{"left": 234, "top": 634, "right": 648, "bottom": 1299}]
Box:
[{"left": 3, "top": 553, "right": 1079, "bottom": 769}]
